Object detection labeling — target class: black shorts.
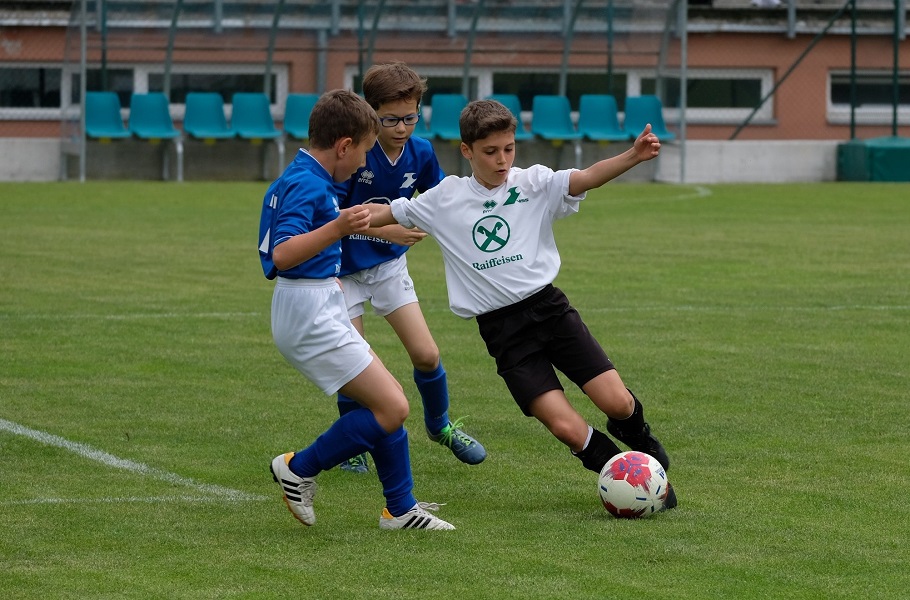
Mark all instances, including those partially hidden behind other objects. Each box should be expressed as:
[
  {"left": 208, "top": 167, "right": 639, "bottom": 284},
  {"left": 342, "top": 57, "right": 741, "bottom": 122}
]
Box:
[{"left": 476, "top": 284, "right": 614, "bottom": 416}]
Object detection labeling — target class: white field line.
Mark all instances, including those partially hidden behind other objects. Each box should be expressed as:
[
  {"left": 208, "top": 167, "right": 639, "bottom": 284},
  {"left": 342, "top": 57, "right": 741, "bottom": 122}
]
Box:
[{"left": 0, "top": 418, "right": 267, "bottom": 505}]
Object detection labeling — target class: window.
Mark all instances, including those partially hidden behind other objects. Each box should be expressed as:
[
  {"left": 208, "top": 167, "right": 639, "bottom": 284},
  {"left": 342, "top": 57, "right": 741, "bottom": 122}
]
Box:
[
  {"left": 829, "top": 71, "right": 910, "bottom": 125},
  {"left": 492, "top": 71, "right": 628, "bottom": 111},
  {"left": 149, "top": 72, "right": 277, "bottom": 104},
  {"left": 633, "top": 70, "right": 773, "bottom": 123},
  {"left": 0, "top": 67, "right": 62, "bottom": 109},
  {"left": 71, "top": 68, "right": 135, "bottom": 106}
]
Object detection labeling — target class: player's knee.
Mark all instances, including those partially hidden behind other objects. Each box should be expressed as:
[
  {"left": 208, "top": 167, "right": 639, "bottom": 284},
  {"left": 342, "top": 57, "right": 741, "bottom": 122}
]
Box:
[{"left": 410, "top": 344, "right": 440, "bottom": 372}]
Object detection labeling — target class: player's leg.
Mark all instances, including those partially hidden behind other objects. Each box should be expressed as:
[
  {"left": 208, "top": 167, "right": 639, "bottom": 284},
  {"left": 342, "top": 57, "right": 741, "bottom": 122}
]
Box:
[
  {"left": 373, "top": 256, "right": 485, "bottom": 464},
  {"left": 337, "top": 276, "right": 371, "bottom": 473},
  {"left": 527, "top": 389, "right": 623, "bottom": 474},
  {"left": 583, "top": 371, "right": 670, "bottom": 471},
  {"left": 384, "top": 302, "right": 486, "bottom": 464}
]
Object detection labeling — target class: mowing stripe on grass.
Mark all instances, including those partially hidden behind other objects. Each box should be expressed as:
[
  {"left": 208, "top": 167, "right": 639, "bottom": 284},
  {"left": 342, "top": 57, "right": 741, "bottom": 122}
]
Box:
[
  {"left": 0, "top": 311, "right": 263, "bottom": 322},
  {"left": 0, "top": 418, "right": 266, "bottom": 502}
]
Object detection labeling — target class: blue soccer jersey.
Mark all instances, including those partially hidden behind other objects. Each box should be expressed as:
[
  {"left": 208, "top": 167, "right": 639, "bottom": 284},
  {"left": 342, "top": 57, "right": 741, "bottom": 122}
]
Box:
[
  {"left": 337, "top": 136, "right": 444, "bottom": 276},
  {"left": 258, "top": 149, "right": 344, "bottom": 280}
]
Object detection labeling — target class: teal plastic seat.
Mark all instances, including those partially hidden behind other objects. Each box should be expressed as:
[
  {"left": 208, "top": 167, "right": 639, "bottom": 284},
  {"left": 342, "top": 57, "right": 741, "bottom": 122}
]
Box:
[
  {"left": 183, "top": 92, "right": 235, "bottom": 139},
  {"left": 85, "top": 91, "right": 130, "bottom": 139},
  {"left": 128, "top": 93, "right": 180, "bottom": 139},
  {"left": 231, "top": 92, "right": 281, "bottom": 139},
  {"left": 487, "top": 94, "right": 533, "bottom": 141},
  {"left": 128, "top": 92, "right": 184, "bottom": 181},
  {"left": 578, "top": 94, "right": 630, "bottom": 142},
  {"left": 623, "top": 95, "right": 676, "bottom": 141},
  {"left": 410, "top": 105, "right": 432, "bottom": 139},
  {"left": 283, "top": 93, "right": 319, "bottom": 140},
  {"left": 427, "top": 94, "right": 467, "bottom": 141},
  {"left": 530, "top": 95, "right": 582, "bottom": 141}
]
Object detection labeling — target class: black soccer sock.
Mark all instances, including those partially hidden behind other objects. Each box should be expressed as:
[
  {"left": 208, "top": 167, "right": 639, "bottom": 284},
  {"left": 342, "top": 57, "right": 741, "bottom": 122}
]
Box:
[
  {"left": 607, "top": 388, "right": 646, "bottom": 434},
  {"left": 573, "top": 427, "right": 623, "bottom": 474}
]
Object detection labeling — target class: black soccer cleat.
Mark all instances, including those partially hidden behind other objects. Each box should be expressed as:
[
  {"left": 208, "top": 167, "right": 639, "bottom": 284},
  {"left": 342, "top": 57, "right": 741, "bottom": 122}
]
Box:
[
  {"left": 606, "top": 420, "right": 671, "bottom": 472},
  {"left": 662, "top": 482, "right": 678, "bottom": 511}
]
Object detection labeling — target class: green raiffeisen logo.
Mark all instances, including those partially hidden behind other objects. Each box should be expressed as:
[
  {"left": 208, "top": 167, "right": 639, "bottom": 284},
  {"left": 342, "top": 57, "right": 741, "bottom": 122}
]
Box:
[{"left": 472, "top": 215, "right": 522, "bottom": 271}]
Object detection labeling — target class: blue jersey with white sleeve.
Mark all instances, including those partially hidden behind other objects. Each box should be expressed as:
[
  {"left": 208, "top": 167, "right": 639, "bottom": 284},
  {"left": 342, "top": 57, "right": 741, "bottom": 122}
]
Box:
[
  {"left": 337, "top": 136, "right": 444, "bottom": 276},
  {"left": 258, "top": 149, "right": 344, "bottom": 280}
]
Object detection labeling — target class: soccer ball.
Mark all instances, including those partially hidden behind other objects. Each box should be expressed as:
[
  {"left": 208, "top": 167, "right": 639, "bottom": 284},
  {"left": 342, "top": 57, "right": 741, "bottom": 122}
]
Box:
[{"left": 598, "top": 451, "right": 670, "bottom": 519}]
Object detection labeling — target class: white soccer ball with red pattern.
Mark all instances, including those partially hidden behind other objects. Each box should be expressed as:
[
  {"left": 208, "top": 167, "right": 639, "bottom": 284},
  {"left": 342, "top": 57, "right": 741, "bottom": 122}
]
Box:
[{"left": 598, "top": 451, "right": 670, "bottom": 519}]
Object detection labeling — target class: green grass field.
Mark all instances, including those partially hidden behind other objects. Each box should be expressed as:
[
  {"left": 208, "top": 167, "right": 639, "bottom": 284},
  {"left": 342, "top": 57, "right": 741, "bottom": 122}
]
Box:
[{"left": 1, "top": 181, "right": 908, "bottom": 599}]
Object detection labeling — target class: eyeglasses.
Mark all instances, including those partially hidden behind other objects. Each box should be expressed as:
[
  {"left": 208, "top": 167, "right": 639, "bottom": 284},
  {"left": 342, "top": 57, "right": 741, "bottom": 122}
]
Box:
[{"left": 379, "top": 113, "right": 420, "bottom": 128}]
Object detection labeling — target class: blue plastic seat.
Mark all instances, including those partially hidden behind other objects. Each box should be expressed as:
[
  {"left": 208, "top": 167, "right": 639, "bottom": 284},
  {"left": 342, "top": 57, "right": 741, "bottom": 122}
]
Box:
[
  {"left": 427, "top": 94, "right": 467, "bottom": 141},
  {"left": 530, "top": 95, "right": 582, "bottom": 142},
  {"left": 85, "top": 91, "right": 131, "bottom": 139},
  {"left": 623, "top": 95, "right": 676, "bottom": 141},
  {"left": 283, "top": 93, "right": 319, "bottom": 140},
  {"left": 128, "top": 92, "right": 184, "bottom": 181},
  {"left": 578, "top": 94, "right": 630, "bottom": 142},
  {"left": 410, "top": 105, "right": 432, "bottom": 139},
  {"left": 231, "top": 92, "right": 281, "bottom": 140},
  {"left": 128, "top": 93, "right": 180, "bottom": 139},
  {"left": 183, "top": 92, "right": 235, "bottom": 139},
  {"left": 487, "top": 94, "right": 533, "bottom": 141}
]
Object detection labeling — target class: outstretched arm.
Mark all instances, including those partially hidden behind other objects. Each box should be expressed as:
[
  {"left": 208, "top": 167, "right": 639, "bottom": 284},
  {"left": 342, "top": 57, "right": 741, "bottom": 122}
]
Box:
[
  {"left": 568, "top": 124, "right": 661, "bottom": 197},
  {"left": 365, "top": 202, "right": 398, "bottom": 228}
]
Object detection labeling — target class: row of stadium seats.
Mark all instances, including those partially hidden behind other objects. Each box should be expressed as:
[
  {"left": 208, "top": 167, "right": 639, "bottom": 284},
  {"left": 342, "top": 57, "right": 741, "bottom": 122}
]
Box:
[
  {"left": 81, "top": 90, "right": 675, "bottom": 180},
  {"left": 415, "top": 93, "right": 676, "bottom": 143}
]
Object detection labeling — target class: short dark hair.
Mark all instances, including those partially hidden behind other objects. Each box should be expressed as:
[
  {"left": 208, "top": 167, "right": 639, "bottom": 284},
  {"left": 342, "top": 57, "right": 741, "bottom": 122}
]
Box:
[
  {"left": 308, "top": 89, "right": 380, "bottom": 150},
  {"left": 362, "top": 61, "right": 427, "bottom": 109},
  {"left": 459, "top": 99, "right": 517, "bottom": 146}
]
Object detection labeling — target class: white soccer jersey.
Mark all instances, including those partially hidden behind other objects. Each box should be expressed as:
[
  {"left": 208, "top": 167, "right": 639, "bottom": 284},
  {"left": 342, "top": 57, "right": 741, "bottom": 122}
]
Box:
[{"left": 390, "top": 164, "right": 584, "bottom": 318}]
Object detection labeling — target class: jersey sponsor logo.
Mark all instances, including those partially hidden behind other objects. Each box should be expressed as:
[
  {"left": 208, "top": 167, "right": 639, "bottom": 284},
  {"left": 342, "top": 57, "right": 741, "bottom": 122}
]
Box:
[
  {"left": 503, "top": 186, "right": 528, "bottom": 205},
  {"left": 472, "top": 253, "right": 523, "bottom": 271},
  {"left": 473, "top": 215, "right": 510, "bottom": 253},
  {"left": 358, "top": 170, "right": 375, "bottom": 184},
  {"left": 401, "top": 172, "right": 417, "bottom": 189}
]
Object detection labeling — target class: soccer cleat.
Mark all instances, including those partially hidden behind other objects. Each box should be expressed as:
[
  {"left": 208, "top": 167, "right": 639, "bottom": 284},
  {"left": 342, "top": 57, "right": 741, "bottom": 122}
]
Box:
[
  {"left": 427, "top": 418, "right": 487, "bottom": 465},
  {"left": 662, "top": 483, "right": 678, "bottom": 511},
  {"left": 379, "top": 501, "right": 456, "bottom": 530},
  {"left": 339, "top": 452, "right": 369, "bottom": 474},
  {"left": 270, "top": 452, "right": 317, "bottom": 526},
  {"left": 606, "top": 421, "right": 671, "bottom": 471}
]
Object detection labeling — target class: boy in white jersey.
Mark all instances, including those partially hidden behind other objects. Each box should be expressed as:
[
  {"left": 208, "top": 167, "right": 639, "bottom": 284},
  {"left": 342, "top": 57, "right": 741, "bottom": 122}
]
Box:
[
  {"left": 259, "top": 90, "right": 455, "bottom": 530},
  {"left": 335, "top": 62, "right": 486, "bottom": 474},
  {"left": 367, "top": 99, "right": 677, "bottom": 509}
]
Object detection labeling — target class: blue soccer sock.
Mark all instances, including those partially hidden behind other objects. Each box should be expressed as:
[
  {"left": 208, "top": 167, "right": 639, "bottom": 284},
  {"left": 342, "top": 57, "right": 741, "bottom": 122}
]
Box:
[
  {"left": 336, "top": 392, "right": 360, "bottom": 418},
  {"left": 369, "top": 426, "right": 416, "bottom": 516},
  {"left": 414, "top": 362, "right": 450, "bottom": 436},
  {"left": 288, "top": 408, "right": 387, "bottom": 478}
]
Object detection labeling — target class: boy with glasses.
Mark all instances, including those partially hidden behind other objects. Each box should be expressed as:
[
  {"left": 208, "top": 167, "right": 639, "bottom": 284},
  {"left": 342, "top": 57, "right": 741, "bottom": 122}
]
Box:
[{"left": 335, "top": 62, "right": 486, "bottom": 473}]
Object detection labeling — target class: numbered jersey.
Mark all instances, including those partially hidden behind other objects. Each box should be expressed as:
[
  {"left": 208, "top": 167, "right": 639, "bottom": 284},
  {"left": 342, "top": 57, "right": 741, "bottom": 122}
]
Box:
[
  {"left": 390, "top": 165, "right": 583, "bottom": 318},
  {"left": 337, "top": 136, "right": 444, "bottom": 276}
]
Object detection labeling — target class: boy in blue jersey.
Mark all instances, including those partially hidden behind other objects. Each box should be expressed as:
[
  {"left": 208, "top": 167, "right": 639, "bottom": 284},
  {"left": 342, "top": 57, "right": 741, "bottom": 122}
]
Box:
[
  {"left": 259, "top": 89, "right": 455, "bottom": 530},
  {"left": 335, "top": 62, "right": 486, "bottom": 473}
]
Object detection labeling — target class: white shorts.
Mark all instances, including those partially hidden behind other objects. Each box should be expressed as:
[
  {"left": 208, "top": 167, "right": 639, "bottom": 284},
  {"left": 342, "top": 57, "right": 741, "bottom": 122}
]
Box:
[
  {"left": 271, "top": 277, "right": 373, "bottom": 395},
  {"left": 339, "top": 254, "right": 419, "bottom": 319}
]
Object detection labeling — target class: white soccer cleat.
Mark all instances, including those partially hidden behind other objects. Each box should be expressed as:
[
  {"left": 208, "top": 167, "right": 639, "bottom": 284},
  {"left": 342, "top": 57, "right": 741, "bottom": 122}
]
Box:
[
  {"left": 379, "top": 501, "right": 456, "bottom": 530},
  {"left": 270, "top": 452, "right": 317, "bottom": 526}
]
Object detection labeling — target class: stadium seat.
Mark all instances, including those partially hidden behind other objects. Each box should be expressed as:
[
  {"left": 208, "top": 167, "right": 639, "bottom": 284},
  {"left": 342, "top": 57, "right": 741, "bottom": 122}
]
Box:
[
  {"left": 283, "top": 93, "right": 319, "bottom": 140},
  {"left": 530, "top": 95, "right": 583, "bottom": 142},
  {"left": 231, "top": 92, "right": 281, "bottom": 140},
  {"left": 231, "top": 92, "right": 284, "bottom": 179},
  {"left": 622, "top": 94, "right": 676, "bottom": 141},
  {"left": 84, "top": 91, "right": 131, "bottom": 139},
  {"left": 530, "top": 94, "right": 582, "bottom": 168},
  {"left": 486, "top": 94, "right": 533, "bottom": 141},
  {"left": 578, "top": 94, "right": 630, "bottom": 142},
  {"left": 426, "top": 93, "right": 467, "bottom": 141},
  {"left": 183, "top": 92, "right": 235, "bottom": 139},
  {"left": 128, "top": 92, "right": 184, "bottom": 181},
  {"left": 410, "top": 105, "right": 432, "bottom": 139}
]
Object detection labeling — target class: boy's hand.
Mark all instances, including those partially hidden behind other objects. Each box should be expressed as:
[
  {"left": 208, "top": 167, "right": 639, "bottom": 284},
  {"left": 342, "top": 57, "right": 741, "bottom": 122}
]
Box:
[
  {"left": 373, "top": 224, "right": 427, "bottom": 246},
  {"left": 336, "top": 205, "right": 371, "bottom": 236},
  {"left": 633, "top": 124, "right": 661, "bottom": 161}
]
